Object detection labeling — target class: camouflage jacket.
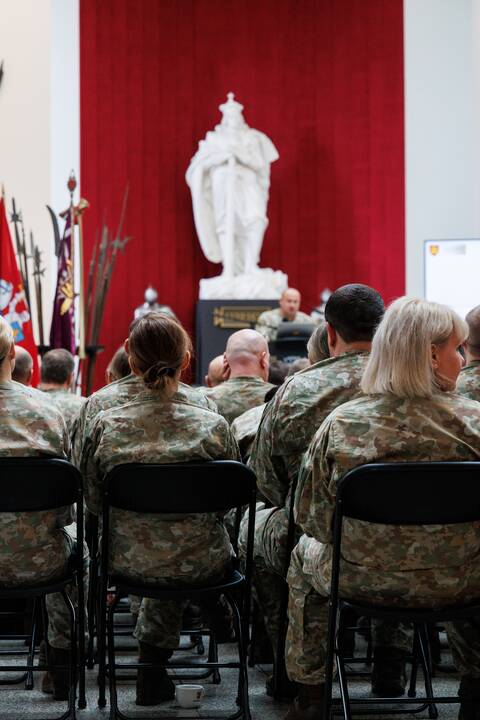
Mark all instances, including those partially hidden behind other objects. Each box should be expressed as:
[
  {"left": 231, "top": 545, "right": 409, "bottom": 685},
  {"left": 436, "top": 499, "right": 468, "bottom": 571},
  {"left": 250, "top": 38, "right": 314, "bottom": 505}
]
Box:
[
  {"left": 296, "top": 392, "right": 480, "bottom": 600},
  {"left": 72, "top": 373, "right": 216, "bottom": 464},
  {"left": 80, "top": 389, "right": 240, "bottom": 581},
  {"left": 0, "top": 381, "right": 72, "bottom": 584},
  {"left": 248, "top": 352, "right": 369, "bottom": 508},
  {"left": 206, "top": 376, "right": 274, "bottom": 424},
  {"left": 456, "top": 361, "right": 480, "bottom": 402},
  {"left": 231, "top": 403, "right": 266, "bottom": 460},
  {"left": 39, "top": 388, "right": 86, "bottom": 437},
  {"left": 255, "top": 308, "right": 312, "bottom": 342}
]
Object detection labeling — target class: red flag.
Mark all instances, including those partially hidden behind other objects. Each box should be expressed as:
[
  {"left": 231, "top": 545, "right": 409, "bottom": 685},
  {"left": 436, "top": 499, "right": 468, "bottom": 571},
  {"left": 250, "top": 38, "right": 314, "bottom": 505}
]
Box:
[{"left": 0, "top": 197, "right": 39, "bottom": 385}]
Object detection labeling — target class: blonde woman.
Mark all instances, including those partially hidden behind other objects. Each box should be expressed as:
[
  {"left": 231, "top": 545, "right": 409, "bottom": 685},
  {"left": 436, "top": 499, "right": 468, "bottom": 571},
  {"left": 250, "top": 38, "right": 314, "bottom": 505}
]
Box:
[{"left": 285, "top": 297, "right": 480, "bottom": 720}]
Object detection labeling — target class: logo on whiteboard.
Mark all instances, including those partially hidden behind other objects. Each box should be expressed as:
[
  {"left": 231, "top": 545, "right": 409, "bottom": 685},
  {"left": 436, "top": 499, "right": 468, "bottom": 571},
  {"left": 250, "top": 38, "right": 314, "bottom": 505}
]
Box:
[{"left": 429, "top": 245, "right": 440, "bottom": 256}]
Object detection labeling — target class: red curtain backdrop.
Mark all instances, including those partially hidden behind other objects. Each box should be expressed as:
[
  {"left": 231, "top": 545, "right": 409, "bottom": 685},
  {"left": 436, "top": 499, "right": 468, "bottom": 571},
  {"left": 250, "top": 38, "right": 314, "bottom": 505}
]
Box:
[{"left": 80, "top": 0, "right": 404, "bottom": 390}]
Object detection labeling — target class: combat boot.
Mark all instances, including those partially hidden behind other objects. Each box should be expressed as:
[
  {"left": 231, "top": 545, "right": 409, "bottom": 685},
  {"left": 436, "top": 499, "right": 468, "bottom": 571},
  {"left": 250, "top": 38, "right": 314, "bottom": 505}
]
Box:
[
  {"left": 458, "top": 676, "right": 480, "bottom": 720},
  {"left": 284, "top": 683, "right": 325, "bottom": 720},
  {"left": 49, "top": 647, "right": 71, "bottom": 701},
  {"left": 371, "top": 647, "right": 408, "bottom": 697},
  {"left": 266, "top": 672, "right": 298, "bottom": 699},
  {"left": 136, "top": 642, "right": 175, "bottom": 706}
]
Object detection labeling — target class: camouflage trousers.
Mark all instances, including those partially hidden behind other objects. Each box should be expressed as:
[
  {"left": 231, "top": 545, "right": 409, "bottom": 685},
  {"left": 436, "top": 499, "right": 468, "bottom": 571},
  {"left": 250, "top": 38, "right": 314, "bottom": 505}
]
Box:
[
  {"left": 286, "top": 535, "right": 480, "bottom": 684},
  {"left": 133, "top": 560, "right": 231, "bottom": 650},
  {"left": 42, "top": 526, "right": 90, "bottom": 650},
  {"left": 240, "top": 508, "right": 410, "bottom": 662}
]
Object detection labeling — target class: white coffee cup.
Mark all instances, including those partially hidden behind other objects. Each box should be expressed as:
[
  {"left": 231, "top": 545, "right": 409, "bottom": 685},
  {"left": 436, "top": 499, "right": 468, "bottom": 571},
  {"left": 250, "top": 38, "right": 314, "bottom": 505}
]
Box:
[{"left": 175, "top": 684, "right": 205, "bottom": 708}]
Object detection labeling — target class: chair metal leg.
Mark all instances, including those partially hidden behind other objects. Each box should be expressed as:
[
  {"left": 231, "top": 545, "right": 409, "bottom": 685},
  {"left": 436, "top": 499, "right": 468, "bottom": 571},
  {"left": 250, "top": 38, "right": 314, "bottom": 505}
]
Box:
[
  {"left": 418, "top": 623, "right": 439, "bottom": 720},
  {"left": 25, "top": 598, "right": 38, "bottom": 690},
  {"left": 97, "top": 576, "right": 108, "bottom": 707},
  {"left": 229, "top": 592, "right": 251, "bottom": 720},
  {"left": 86, "top": 557, "right": 97, "bottom": 669},
  {"left": 408, "top": 626, "right": 420, "bottom": 698},
  {"left": 107, "top": 600, "right": 119, "bottom": 720},
  {"left": 208, "top": 626, "right": 221, "bottom": 684},
  {"left": 61, "top": 588, "right": 77, "bottom": 720}
]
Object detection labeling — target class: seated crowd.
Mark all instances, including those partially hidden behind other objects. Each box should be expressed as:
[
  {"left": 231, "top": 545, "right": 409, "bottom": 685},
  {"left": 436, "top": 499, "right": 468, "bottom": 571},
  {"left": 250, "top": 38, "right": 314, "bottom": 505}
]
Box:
[{"left": 1, "top": 283, "right": 480, "bottom": 717}]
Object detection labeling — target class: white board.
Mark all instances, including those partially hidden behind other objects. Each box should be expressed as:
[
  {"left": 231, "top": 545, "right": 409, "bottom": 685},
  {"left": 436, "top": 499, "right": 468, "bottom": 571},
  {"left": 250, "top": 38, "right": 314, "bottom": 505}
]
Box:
[{"left": 424, "top": 239, "right": 480, "bottom": 319}]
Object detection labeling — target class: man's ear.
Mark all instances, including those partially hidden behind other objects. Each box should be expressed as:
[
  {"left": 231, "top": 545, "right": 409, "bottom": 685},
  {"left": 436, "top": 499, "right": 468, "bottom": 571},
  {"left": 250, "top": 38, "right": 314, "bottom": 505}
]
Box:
[
  {"left": 8, "top": 343, "right": 15, "bottom": 361},
  {"left": 124, "top": 338, "right": 130, "bottom": 355},
  {"left": 259, "top": 351, "right": 268, "bottom": 369},
  {"left": 326, "top": 323, "right": 337, "bottom": 352},
  {"left": 431, "top": 344, "right": 439, "bottom": 369},
  {"left": 222, "top": 353, "right": 231, "bottom": 380}
]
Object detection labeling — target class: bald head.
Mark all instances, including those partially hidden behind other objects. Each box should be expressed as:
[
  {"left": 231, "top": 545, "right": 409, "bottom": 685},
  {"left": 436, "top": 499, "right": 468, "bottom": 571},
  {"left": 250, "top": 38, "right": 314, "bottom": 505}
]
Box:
[
  {"left": 465, "top": 305, "right": 480, "bottom": 361},
  {"left": 12, "top": 346, "right": 33, "bottom": 385},
  {"left": 205, "top": 355, "right": 225, "bottom": 388},
  {"left": 279, "top": 287, "right": 301, "bottom": 321},
  {"left": 225, "top": 329, "right": 269, "bottom": 380}
]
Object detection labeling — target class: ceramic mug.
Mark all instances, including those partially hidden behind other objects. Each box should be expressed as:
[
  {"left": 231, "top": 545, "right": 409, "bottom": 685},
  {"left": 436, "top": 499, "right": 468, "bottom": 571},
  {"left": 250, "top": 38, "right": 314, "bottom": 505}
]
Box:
[{"left": 175, "top": 684, "right": 205, "bottom": 708}]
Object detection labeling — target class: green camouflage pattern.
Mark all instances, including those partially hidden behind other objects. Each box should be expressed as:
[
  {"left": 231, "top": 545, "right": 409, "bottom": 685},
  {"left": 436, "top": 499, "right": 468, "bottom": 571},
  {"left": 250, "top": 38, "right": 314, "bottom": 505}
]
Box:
[
  {"left": 286, "top": 391, "right": 480, "bottom": 683},
  {"left": 244, "top": 353, "right": 368, "bottom": 647},
  {"left": 0, "top": 381, "right": 80, "bottom": 650},
  {"left": 255, "top": 308, "right": 312, "bottom": 342},
  {"left": 206, "top": 376, "right": 274, "bottom": 424},
  {"left": 39, "top": 388, "right": 86, "bottom": 437},
  {"left": 79, "top": 388, "right": 239, "bottom": 649},
  {"left": 231, "top": 403, "right": 265, "bottom": 460},
  {"left": 72, "top": 373, "right": 217, "bottom": 463},
  {"left": 456, "top": 361, "right": 480, "bottom": 402}
]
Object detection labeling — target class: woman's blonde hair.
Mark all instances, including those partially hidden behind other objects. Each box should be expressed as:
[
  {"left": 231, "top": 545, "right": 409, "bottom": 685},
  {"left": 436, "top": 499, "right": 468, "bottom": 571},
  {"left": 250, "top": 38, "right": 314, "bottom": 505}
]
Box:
[
  {"left": 307, "top": 323, "right": 329, "bottom": 364},
  {"left": 0, "top": 316, "right": 13, "bottom": 364},
  {"left": 361, "top": 296, "right": 468, "bottom": 399},
  {"left": 128, "top": 312, "right": 192, "bottom": 393}
]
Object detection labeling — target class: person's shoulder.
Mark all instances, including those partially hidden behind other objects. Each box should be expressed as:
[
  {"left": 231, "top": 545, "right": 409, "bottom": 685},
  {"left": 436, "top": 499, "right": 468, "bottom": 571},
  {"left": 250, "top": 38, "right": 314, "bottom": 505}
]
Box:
[
  {"left": 296, "top": 311, "right": 314, "bottom": 323},
  {"left": 257, "top": 308, "right": 279, "bottom": 321},
  {"left": 6, "top": 382, "right": 66, "bottom": 423}
]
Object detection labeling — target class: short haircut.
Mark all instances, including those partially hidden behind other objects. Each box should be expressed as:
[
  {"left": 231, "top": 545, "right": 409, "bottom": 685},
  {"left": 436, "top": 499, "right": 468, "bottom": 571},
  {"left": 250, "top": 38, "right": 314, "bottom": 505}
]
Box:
[
  {"left": 324, "top": 284, "right": 384, "bottom": 343},
  {"left": 268, "top": 359, "right": 288, "bottom": 385},
  {"left": 465, "top": 305, "right": 480, "bottom": 357},
  {"left": 361, "top": 296, "right": 468, "bottom": 399},
  {"left": 41, "top": 349, "right": 75, "bottom": 385},
  {"left": 106, "top": 346, "right": 131, "bottom": 382},
  {"left": 0, "top": 317, "right": 13, "bottom": 363},
  {"left": 12, "top": 346, "right": 33, "bottom": 383}
]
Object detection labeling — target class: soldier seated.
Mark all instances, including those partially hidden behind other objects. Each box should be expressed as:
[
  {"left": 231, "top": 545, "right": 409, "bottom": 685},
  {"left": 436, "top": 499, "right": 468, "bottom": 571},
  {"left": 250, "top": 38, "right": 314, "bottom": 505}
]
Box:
[
  {"left": 206, "top": 328, "right": 275, "bottom": 423},
  {"left": 79, "top": 313, "right": 239, "bottom": 706},
  {"left": 0, "top": 316, "right": 82, "bottom": 700},
  {"left": 38, "top": 348, "right": 86, "bottom": 436},
  {"left": 285, "top": 297, "right": 480, "bottom": 720}
]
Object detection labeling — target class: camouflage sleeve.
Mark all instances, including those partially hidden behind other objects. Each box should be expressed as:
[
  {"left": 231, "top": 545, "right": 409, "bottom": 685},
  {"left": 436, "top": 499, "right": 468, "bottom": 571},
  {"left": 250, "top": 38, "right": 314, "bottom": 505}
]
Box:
[
  {"left": 255, "top": 312, "right": 274, "bottom": 342},
  {"left": 294, "top": 415, "right": 336, "bottom": 542},
  {"left": 79, "top": 415, "right": 105, "bottom": 516},
  {"left": 248, "top": 387, "right": 290, "bottom": 507},
  {"left": 225, "top": 424, "right": 242, "bottom": 462}
]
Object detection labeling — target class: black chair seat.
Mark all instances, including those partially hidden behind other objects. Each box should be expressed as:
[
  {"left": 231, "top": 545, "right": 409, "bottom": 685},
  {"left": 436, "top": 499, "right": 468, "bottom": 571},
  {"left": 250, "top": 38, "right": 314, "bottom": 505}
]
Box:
[
  {"left": 110, "top": 567, "right": 245, "bottom": 601},
  {"left": 341, "top": 598, "right": 480, "bottom": 624}
]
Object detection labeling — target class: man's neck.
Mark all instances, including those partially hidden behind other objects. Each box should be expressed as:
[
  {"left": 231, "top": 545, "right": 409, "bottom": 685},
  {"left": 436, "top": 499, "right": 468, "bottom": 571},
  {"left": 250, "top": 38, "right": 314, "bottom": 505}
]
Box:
[
  {"left": 465, "top": 350, "right": 480, "bottom": 366},
  {"left": 229, "top": 368, "right": 264, "bottom": 381},
  {"left": 332, "top": 341, "right": 371, "bottom": 357},
  {"left": 0, "top": 366, "right": 11, "bottom": 383},
  {"left": 38, "top": 382, "right": 70, "bottom": 392}
]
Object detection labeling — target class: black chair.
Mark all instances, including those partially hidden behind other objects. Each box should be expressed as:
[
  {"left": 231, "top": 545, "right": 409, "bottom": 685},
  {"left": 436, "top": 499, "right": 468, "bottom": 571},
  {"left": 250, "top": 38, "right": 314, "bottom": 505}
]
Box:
[
  {"left": 272, "top": 322, "right": 314, "bottom": 363},
  {"left": 0, "top": 457, "right": 86, "bottom": 717},
  {"left": 324, "top": 461, "right": 480, "bottom": 720},
  {"left": 97, "top": 460, "right": 256, "bottom": 720}
]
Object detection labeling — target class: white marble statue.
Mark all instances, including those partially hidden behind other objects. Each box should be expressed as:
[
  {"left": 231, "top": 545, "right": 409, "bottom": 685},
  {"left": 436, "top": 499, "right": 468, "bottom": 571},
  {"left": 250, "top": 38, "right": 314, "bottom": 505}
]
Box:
[{"left": 186, "top": 93, "right": 287, "bottom": 299}]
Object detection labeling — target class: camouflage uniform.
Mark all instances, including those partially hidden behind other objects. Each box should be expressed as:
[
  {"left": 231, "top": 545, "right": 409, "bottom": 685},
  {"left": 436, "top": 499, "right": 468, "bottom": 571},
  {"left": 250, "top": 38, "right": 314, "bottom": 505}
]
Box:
[
  {"left": 206, "top": 376, "right": 274, "bottom": 424},
  {"left": 0, "top": 380, "right": 79, "bottom": 650},
  {"left": 80, "top": 389, "right": 240, "bottom": 649},
  {"left": 255, "top": 308, "right": 312, "bottom": 343},
  {"left": 286, "top": 392, "right": 480, "bottom": 683},
  {"left": 456, "top": 361, "right": 480, "bottom": 402},
  {"left": 231, "top": 403, "right": 265, "bottom": 460},
  {"left": 39, "top": 387, "right": 86, "bottom": 437},
  {"left": 243, "top": 353, "right": 369, "bottom": 651},
  {"left": 72, "top": 373, "right": 216, "bottom": 464}
]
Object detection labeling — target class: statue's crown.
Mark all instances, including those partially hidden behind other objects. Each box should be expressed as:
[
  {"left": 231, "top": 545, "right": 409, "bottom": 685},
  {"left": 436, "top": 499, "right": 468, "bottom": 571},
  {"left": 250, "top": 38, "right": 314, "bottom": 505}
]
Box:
[{"left": 219, "top": 92, "right": 244, "bottom": 119}]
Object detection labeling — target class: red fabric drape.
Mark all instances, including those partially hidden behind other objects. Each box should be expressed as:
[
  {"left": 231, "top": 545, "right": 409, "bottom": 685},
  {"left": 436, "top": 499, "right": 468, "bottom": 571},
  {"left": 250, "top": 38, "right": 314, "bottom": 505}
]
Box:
[{"left": 80, "top": 0, "right": 404, "bottom": 391}]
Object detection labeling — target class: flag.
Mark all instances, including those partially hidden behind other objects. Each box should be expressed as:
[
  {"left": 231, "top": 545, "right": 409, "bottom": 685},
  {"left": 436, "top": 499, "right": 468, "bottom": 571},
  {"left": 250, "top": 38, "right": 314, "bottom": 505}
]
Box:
[
  {"left": 50, "top": 209, "right": 76, "bottom": 354},
  {"left": 0, "top": 196, "right": 39, "bottom": 385}
]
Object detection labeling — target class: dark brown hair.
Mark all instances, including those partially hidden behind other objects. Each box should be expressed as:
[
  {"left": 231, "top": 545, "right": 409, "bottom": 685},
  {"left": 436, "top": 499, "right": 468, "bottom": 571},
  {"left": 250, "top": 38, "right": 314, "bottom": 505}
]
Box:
[{"left": 128, "top": 312, "right": 192, "bottom": 392}]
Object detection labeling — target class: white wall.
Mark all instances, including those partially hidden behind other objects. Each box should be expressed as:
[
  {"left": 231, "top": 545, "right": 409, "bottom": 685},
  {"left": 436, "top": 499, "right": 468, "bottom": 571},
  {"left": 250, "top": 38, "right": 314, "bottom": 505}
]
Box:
[
  {"left": 0, "top": 0, "right": 79, "bottom": 343},
  {"left": 404, "top": 0, "right": 480, "bottom": 299}
]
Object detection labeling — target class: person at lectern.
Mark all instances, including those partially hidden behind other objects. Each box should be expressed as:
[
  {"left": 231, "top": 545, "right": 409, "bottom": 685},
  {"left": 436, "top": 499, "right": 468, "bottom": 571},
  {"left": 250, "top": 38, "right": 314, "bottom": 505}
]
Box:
[{"left": 255, "top": 288, "right": 312, "bottom": 342}]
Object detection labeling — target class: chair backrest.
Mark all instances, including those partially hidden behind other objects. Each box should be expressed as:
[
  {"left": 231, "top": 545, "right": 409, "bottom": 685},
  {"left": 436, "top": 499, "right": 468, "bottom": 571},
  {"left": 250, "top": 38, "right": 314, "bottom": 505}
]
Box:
[
  {"left": 0, "top": 457, "right": 81, "bottom": 511},
  {"left": 337, "top": 462, "right": 480, "bottom": 525},
  {"left": 104, "top": 460, "right": 257, "bottom": 514}
]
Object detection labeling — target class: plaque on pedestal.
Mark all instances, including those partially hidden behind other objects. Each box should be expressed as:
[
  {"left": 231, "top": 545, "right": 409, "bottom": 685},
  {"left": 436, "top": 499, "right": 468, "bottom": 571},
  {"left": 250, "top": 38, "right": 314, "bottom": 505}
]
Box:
[{"left": 195, "top": 299, "right": 278, "bottom": 384}]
